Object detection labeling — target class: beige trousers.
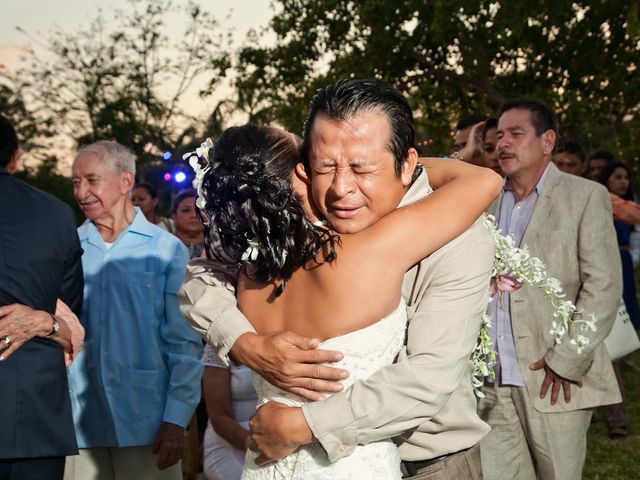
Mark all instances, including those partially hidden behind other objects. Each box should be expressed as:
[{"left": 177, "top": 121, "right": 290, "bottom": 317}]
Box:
[
  {"left": 477, "top": 384, "right": 592, "bottom": 480},
  {"left": 63, "top": 446, "right": 182, "bottom": 480}
]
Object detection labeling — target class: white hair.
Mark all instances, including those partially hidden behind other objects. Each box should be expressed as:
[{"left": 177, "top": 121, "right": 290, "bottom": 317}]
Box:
[{"left": 74, "top": 140, "right": 136, "bottom": 176}]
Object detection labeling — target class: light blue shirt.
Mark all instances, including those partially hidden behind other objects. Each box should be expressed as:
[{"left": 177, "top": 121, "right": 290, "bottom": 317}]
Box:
[
  {"left": 68, "top": 208, "right": 204, "bottom": 448},
  {"left": 489, "top": 164, "right": 551, "bottom": 386}
]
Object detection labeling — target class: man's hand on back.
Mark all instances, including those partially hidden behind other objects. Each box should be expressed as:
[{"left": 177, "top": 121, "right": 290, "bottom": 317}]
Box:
[{"left": 231, "top": 332, "right": 349, "bottom": 401}]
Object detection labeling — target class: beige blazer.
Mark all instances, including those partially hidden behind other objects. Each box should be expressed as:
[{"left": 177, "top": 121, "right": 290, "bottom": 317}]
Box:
[{"left": 489, "top": 163, "right": 622, "bottom": 412}]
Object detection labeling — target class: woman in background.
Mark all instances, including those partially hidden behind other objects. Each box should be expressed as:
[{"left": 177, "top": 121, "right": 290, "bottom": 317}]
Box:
[
  {"left": 171, "top": 189, "right": 205, "bottom": 259},
  {"left": 598, "top": 161, "right": 639, "bottom": 439},
  {"left": 132, "top": 182, "right": 174, "bottom": 232}
]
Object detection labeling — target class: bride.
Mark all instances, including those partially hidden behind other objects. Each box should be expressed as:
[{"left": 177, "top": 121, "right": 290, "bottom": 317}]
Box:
[{"left": 195, "top": 123, "right": 501, "bottom": 479}]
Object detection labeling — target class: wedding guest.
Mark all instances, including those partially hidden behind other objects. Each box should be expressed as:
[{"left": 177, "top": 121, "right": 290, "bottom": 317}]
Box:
[
  {"left": 450, "top": 114, "right": 486, "bottom": 166},
  {"left": 587, "top": 150, "right": 615, "bottom": 180},
  {"left": 596, "top": 161, "right": 639, "bottom": 439},
  {"left": 482, "top": 117, "right": 502, "bottom": 175},
  {"left": 553, "top": 141, "right": 586, "bottom": 176},
  {"left": 0, "top": 114, "right": 84, "bottom": 480},
  {"left": 479, "top": 98, "right": 622, "bottom": 480},
  {"left": 172, "top": 189, "right": 205, "bottom": 259},
  {"left": 202, "top": 344, "right": 257, "bottom": 480},
  {"left": 64, "top": 141, "right": 203, "bottom": 480},
  {"left": 132, "top": 182, "right": 174, "bottom": 232}
]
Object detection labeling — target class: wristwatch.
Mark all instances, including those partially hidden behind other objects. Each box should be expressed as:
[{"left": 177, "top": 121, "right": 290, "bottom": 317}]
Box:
[{"left": 47, "top": 313, "right": 60, "bottom": 337}]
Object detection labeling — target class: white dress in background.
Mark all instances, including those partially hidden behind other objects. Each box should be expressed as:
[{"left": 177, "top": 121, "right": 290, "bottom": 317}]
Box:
[
  {"left": 241, "top": 301, "right": 407, "bottom": 480},
  {"left": 202, "top": 345, "right": 257, "bottom": 480}
]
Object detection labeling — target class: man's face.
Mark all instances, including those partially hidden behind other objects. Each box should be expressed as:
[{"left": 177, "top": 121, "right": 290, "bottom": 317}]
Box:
[
  {"left": 588, "top": 158, "right": 608, "bottom": 180},
  {"left": 553, "top": 152, "right": 585, "bottom": 176},
  {"left": 453, "top": 126, "right": 472, "bottom": 153},
  {"left": 483, "top": 127, "right": 501, "bottom": 175},
  {"left": 72, "top": 153, "right": 128, "bottom": 222},
  {"left": 307, "top": 111, "right": 415, "bottom": 234},
  {"left": 496, "top": 109, "right": 552, "bottom": 178}
]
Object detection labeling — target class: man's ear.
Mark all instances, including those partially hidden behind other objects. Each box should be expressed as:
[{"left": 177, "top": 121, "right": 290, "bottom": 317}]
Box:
[
  {"left": 6, "top": 149, "right": 19, "bottom": 174},
  {"left": 121, "top": 171, "right": 135, "bottom": 193},
  {"left": 400, "top": 148, "right": 418, "bottom": 187},
  {"left": 542, "top": 130, "right": 557, "bottom": 156},
  {"left": 294, "top": 162, "right": 311, "bottom": 185}
]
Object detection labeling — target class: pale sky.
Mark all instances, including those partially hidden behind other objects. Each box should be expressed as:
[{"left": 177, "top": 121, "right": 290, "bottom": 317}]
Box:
[{"left": 0, "top": 0, "right": 276, "bottom": 169}]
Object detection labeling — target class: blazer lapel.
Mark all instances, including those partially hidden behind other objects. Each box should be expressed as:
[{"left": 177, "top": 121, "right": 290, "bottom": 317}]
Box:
[{"left": 521, "top": 164, "right": 562, "bottom": 246}]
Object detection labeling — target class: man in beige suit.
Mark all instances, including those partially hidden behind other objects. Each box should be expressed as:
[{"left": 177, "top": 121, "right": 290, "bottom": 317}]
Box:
[
  {"left": 478, "top": 98, "right": 622, "bottom": 480},
  {"left": 180, "top": 78, "right": 494, "bottom": 478}
]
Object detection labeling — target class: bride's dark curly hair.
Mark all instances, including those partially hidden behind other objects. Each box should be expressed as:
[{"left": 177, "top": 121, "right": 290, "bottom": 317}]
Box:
[{"left": 198, "top": 124, "right": 338, "bottom": 293}]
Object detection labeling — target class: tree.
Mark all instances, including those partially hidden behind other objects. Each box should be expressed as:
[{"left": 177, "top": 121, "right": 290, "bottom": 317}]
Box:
[
  {"left": 15, "top": 0, "right": 231, "bottom": 169},
  {"left": 232, "top": 1, "right": 640, "bottom": 160}
]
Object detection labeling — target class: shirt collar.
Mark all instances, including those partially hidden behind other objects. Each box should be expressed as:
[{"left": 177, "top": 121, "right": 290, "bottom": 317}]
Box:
[
  {"left": 503, "top": 162, "right": 552, "bottom": 196},
  {"left": 398, "top": 168, "right": 430, "bottom": 208},
  {"left": 78, "top": 207, "right": 155, "bottom": 242}
]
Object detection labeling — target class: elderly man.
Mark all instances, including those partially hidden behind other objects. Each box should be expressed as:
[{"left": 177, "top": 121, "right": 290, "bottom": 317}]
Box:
[
  {"left": 64, "top": 141, "right": 203, "bottom": 480},
  {"left": 479, "top": 98, "right": 622, "bottom": 480},
  {"left": 181, "top": 78, "right": 494, "bottom": 479},
  {"left": 0, "top": 114, "right": 84, "bottom": 479}
]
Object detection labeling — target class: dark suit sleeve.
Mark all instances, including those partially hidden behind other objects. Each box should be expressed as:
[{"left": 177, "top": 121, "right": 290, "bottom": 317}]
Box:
[{"left": 58, "top": 207, "right": 84, "bottom": 317}]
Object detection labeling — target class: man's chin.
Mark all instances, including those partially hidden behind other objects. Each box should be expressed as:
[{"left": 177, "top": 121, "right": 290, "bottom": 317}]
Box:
[{"left": 327, "top": 215, "right": 373, "bottom": 234}]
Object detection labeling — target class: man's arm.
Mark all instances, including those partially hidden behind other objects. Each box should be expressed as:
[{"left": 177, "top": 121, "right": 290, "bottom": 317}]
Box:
[
  {"left": 544, "top": 184, "right": 622, "bottom": 380},
  {"left": 179, "top": 258, "right": 347, "bottom": 399}
]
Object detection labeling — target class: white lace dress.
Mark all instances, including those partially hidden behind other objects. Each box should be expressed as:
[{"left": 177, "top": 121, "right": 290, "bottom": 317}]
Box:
[{"left": 241, "top": 300, "right": 407, "bottom": 480}]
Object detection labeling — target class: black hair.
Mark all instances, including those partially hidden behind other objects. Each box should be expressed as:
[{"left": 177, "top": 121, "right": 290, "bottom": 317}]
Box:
[
  {"left": 198, "top": 124, "right": 338, "bottom": 294},
  {"left": 598, "top": 161, "right": 634, "bottom": 200},
  {"left": 455, "top": 115, "right": 487, "bottom": 132},
  {"left": 0, "top": 114, "right": 19, "bottom": 168},
  {"left": 482, "top": 117, "right": 498, "bottom": 140},
  {"left": 172, "top": 189, "right": 197, "bottom": 213},
  {"left": 556, "top": 141, "right": 586, "bottom": 163},
  {"left": 133, "top": 182, "right": 158, "bottom": 198},
  {"left": 301, "top": 78, "right": 415, "bottom": 177},
  {"left": 588, "top": 150, "right": 616, "bottom": 164},
  {"left": 498, "top": 98, "right": 558, "bottom": 137}
]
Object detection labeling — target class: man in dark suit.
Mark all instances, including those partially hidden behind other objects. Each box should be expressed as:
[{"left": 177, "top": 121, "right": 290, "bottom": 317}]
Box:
[{"left": 0, "top": 115, "right": 84, "bottom": 479}]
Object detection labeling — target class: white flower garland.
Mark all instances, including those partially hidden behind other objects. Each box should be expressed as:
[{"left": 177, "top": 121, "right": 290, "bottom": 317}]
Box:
[{"left": 471, "top": 215, "right": 599, "bottom": 397}]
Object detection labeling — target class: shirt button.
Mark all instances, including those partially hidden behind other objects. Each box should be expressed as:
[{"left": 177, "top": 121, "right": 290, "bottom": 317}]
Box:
[{"left": 339, "top": 444, "right": 348, "bottom": 453}]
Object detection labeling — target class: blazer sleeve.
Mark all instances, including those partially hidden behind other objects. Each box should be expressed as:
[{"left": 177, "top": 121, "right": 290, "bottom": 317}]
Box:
[
  {"left": 58, "top": 206, "right": 84, "bottom": 317},
  {"left": 178, "top": 258, "right": 255, "bottom": 367},
  {"left": 302, "top": 225, "right": 494, "bottom": 462},
  {"left": 545, "top": 184, "right": 622, "bottom": 380}
]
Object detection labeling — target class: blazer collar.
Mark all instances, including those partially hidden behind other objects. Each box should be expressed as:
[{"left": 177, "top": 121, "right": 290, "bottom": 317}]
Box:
[{"left": 0, "top": 166, "right": 10, "bottom": 176}]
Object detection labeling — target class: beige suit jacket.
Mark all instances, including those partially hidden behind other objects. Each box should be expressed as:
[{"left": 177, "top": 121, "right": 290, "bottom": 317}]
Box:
[
  {"left": 179, "top": 171, "right": 494, "bottom": 462},
  {"left": 488, "top": 163, "right": 622, "bottom": 412}
]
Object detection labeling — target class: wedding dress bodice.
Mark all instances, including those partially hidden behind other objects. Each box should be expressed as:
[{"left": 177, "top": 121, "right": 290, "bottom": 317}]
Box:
[{"left": 241, "top": 300, "right": 407, "bottom": 480}]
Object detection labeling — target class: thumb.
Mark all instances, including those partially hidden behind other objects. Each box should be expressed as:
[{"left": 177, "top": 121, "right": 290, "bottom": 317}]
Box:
[{"left": 529, "top": 358, "right": 545, "bottom": 370}]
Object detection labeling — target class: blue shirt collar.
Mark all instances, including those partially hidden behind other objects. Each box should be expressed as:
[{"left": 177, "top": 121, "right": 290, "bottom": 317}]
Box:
[{"left": 78, "top": 207, "right": 155, "bottom": 243}]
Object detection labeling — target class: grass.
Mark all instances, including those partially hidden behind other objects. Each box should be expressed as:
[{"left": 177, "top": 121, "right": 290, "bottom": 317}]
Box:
[{"left": 584, "top": 351, "right": 640, "bottom": 480}]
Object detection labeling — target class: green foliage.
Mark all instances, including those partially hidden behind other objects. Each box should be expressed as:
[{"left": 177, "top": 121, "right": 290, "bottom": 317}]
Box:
[
  {"left": 13, "top": 0, "right": 231, "bottom": 167},
  {"left": 233, "top": 1, "right": 640, "bottom": 160}
]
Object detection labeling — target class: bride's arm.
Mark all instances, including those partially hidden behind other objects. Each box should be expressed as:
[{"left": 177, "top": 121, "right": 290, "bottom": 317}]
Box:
[{"left": 346, "top": 157, "right": 502, "bottom": 273}]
